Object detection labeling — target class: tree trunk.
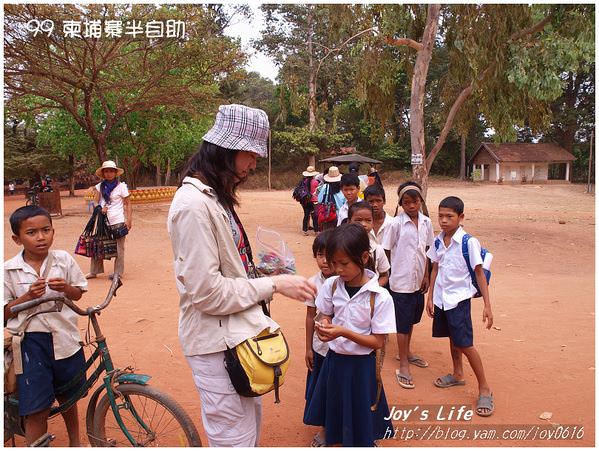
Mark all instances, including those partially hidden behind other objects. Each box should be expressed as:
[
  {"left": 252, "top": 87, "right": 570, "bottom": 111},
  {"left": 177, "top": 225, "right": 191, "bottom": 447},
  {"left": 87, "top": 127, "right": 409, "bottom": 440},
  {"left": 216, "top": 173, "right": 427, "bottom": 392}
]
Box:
[
  {"left": 165, "top": 159, "right": 172, "bottom": 186},
  {"left": 409, "top": 4, "right": 441, "bottom": 200},
  {"left": 68, "top": 155, "right": 76, "bottom": 196},
  {"left": 459, "top": 133, "right": 467, "bottom": 180},
  {"left": 155, "top": 161, "right": 161, "bottom": 186},
  {"left": 96, "top": 139, "right": 108, "bottom": 163},
  {"left": 307, "top": 5, "right": 317, "bottom": 169},
  {"left": 561, "top": 72, "right": 579, "bottom": 154}
]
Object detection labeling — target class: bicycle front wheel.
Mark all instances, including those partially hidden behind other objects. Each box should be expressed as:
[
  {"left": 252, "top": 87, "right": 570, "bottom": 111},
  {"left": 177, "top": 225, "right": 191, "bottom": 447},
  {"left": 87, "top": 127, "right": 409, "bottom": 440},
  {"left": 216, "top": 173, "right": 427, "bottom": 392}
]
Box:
[{"left": 90, "top": 383, "right": 201, "bottom": 447}]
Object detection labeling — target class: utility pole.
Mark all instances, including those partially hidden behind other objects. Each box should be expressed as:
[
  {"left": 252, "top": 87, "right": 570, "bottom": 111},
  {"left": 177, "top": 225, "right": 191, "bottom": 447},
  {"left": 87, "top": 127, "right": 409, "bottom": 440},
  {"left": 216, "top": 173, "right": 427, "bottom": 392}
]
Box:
[
  {"left": 587, "top": 130, "right": 593, "bottom": 194},
  {"left": 268, "top": 131, "right": 272, "bottom": 191}
]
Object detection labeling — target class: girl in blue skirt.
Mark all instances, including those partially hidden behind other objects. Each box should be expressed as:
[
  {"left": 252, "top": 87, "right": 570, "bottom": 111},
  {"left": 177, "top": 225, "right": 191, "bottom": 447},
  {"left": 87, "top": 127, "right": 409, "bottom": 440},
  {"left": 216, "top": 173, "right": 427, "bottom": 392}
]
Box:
[{"left": 304, "top": 223, "right": 396, "bottom": 446}]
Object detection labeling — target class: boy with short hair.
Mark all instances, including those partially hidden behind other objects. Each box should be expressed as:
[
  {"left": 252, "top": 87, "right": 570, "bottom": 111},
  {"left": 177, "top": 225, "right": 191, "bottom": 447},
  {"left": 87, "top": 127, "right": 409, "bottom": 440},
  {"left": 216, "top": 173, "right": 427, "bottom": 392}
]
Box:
[
  {"left": 4, "top": 206, "right": 88, "bottom": 446},
  {"left": 363, "top": 184, "right": 394, "bottom": 244},
  {"left": 425, "top": 196, "right": 494, "bottom": 417},
  {"left": 336, "top": 173, "right": 360, "bottom": 226}
]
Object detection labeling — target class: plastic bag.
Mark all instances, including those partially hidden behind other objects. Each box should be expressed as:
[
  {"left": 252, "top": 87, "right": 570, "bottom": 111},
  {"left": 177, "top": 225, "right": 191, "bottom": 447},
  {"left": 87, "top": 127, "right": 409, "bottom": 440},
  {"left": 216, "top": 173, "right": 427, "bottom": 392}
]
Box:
[{"left": 255, "top": 226, "right": 297, "bottom": 275}]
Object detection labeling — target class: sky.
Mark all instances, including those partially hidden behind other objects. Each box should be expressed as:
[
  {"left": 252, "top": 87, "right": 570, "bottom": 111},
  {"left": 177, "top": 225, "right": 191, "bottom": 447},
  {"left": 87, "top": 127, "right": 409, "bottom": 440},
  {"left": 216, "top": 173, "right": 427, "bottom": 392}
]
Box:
[{"left": 223, "top": 5, "right": 279, "bottom": 82}]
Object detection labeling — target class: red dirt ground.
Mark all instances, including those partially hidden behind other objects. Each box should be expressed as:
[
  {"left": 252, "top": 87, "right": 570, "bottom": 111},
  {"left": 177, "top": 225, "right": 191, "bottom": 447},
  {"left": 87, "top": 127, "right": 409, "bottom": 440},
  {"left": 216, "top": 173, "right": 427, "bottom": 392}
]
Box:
[{"left": 4, "top": 180, "right": 594, "bottom": 447}]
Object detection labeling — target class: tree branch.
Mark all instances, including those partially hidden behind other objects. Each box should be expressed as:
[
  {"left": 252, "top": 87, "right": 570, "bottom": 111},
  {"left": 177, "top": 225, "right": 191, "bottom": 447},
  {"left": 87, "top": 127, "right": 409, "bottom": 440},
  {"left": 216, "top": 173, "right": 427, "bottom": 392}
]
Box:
[
  {"left": 315, "top": 27, "right": 378, "bottom": 79},
  {"left": 426, "top": 12, "right": 554, "bottom": 169},
  {"left": 509, "top": 14, "right": 552, "bottom": 42},
  {"left": 385, "top": 36, "right": 424, "bottom": 52}
]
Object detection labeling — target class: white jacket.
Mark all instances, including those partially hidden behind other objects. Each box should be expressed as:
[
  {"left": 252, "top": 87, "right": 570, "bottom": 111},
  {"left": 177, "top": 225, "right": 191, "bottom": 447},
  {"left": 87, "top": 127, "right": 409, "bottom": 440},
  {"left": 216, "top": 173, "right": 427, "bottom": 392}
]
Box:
[{"left": 167, "top": 176, "right": 278, "bottom": 356}]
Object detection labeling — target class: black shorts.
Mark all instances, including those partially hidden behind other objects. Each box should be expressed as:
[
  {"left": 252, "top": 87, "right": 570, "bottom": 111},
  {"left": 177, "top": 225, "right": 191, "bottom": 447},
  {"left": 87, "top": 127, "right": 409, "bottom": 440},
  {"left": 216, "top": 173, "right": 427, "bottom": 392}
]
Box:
[
  {"left": 16, "top": 332, "right": 86, "bottom": 416},
  {"left": 391, "top": 290, "right": 424, "bottom": 334},
  {"left": 432, "top": 299, "right": 473, "bottom": 348}
]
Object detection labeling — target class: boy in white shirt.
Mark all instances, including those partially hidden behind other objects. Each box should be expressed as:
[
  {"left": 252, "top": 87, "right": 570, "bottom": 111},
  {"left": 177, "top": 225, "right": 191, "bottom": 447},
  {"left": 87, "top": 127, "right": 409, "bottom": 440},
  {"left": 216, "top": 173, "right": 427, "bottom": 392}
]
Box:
[
  {"left": 382, "top": 182, "right": 433, "bottom": 389},
  {"left": 336, "top": 173, "right": 360, "bottom": 226},
  {"left": 425, "top": 196, "right": 494, "bottom": 417},
  {"left": 364, "top": 184, "right": 394, "bottom": 245},
  {"left": 347, "top": 202, "right": 390, "bottom": 287},
  {"left": 4, "top": 206, "right": 87, "bottom": 446}
]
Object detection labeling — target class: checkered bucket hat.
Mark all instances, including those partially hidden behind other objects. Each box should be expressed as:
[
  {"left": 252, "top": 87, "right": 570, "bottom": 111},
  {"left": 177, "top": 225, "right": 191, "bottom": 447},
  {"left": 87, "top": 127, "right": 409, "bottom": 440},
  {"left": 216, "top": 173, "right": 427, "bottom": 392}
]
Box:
[{"left": 202, "top": 104, "right": 270, "bottom": 157}]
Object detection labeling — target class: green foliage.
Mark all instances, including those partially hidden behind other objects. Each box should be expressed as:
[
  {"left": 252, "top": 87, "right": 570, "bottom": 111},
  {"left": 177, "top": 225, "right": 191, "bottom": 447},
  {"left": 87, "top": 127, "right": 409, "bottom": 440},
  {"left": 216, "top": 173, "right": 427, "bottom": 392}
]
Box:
[
  {"left": 272, "top": 127, "right": 352, "bottom": 163},
  {"left": 36, "top": 110, "right": 93, "bottom": 159},
  {"left": 4, "top": 123, "right": 71, "bottom": 181},
  {"left": 5, "top": 4, "right": 246, "bottom": 162}
]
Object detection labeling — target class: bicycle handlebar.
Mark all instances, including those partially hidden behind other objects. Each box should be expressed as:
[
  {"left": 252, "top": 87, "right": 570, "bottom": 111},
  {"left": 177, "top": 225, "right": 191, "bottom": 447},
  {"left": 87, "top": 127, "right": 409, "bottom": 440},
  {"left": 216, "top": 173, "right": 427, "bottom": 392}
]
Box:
[
  {"left": 10, "top": 275, "right": 123, "bottom": 316},
  {"left": 10, "top": 296, "right": 65, "bottom": 315}
]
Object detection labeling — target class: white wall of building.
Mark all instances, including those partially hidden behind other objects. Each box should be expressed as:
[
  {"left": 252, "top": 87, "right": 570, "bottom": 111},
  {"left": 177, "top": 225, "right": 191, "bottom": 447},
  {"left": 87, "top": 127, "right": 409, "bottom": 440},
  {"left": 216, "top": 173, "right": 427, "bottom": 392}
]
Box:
[{"left": 499, "top": 164, "right": 549, "bottom": 182}]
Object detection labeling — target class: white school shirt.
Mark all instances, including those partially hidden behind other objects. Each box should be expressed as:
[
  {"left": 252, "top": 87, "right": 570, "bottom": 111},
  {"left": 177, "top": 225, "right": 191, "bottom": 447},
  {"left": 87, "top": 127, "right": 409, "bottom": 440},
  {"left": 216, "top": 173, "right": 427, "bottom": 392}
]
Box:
[
  {"left": 426, "top": 226, "right": 483, "bottom": 311},
  {"left": 4, "top": 250, "right": 88, "bottom": 360},
  {"left": 369, "top": 211, "right": 394, "bottom": 245},
  {"left": 370, "top": 240, "right": 390, "bottom": 276},
  {"left": 304, "top": 272, "right": 329, "bottom": 357},
  {"left": 95, "top": 181, "right": 130, "bottom": 225},
  {"left": 382, "top": 212, "right": 434, "bottom": 293},
  {"left": 315, "top": 270, "right": 396, "bottom": 355},
  {"left": 336, "top": 201, "right": 349, "bottom": 226}
]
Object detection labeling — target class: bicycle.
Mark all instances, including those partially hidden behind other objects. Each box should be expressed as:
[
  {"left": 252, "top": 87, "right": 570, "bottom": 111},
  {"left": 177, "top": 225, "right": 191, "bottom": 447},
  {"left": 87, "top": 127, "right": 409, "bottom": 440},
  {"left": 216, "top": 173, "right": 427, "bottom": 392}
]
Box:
[
  {"left": 25, "top": 183, "right": 41, "bottom": 206},
  {"left": 4, "top": 276, "right": 202, "bottom": 447}
]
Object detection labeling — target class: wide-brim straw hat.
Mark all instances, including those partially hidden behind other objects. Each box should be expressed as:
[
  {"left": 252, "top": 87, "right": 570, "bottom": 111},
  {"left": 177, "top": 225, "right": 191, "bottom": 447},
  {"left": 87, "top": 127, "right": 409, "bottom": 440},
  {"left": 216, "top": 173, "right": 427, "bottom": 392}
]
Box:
[
  {"left": 202, "top": 104, "right": 270, "bottom": 158},
  {"left": 324, "top": 166, "right": 342, "bottom": 182},
  {"left": 302, "top": 166, "right": 320, "bottom": 177},
  {"left": 95, "top": 160, "right": 124, "bottom": 178}
]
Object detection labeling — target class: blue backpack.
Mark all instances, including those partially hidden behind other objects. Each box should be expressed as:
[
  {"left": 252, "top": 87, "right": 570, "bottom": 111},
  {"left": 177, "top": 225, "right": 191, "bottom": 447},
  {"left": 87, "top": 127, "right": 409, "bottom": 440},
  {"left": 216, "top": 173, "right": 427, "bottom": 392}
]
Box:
[
  {"left": 434, "top": 233, "right": 492, "bottom": 298},
  {"left": 292, "top": 178, "right": 311, "bottom": 205}
]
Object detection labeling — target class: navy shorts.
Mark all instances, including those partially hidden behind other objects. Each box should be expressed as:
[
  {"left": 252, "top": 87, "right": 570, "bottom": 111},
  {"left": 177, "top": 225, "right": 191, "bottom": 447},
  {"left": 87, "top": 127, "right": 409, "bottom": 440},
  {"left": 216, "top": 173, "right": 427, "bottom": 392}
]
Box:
[
  {"left": 17, "top": 332, "right": 86, "bottom": 416},
  {"left": 391, "top": 290, "right": 424, "bottom": 334},
  {"left": 432, "top": 299, "right": 473, "bottom": 348}
]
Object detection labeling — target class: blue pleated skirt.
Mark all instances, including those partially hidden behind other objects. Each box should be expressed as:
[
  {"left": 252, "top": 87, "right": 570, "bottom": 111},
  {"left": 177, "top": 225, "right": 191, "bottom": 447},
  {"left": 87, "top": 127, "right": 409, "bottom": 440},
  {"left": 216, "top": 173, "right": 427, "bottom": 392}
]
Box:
[
  {"left": 304, "top": 350, "right": 392, "bottom": 446},
  {"left": 303, "top": 350, "right": 326, "bottom": 421}
]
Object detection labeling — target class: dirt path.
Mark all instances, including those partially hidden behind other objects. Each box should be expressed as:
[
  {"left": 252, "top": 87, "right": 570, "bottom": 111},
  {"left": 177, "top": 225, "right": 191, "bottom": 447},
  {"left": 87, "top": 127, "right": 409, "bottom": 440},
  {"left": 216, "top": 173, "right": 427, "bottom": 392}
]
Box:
[{"left": 4, "top": 181, "right": 594, "bottom": 446}]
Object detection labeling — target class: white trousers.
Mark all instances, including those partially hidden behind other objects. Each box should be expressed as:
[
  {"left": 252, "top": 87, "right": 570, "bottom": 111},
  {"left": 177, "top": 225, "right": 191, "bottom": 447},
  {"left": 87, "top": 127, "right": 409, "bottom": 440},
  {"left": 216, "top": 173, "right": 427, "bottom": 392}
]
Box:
[{"left": 186, "top": 352, "right": 262, "bottom": 447}]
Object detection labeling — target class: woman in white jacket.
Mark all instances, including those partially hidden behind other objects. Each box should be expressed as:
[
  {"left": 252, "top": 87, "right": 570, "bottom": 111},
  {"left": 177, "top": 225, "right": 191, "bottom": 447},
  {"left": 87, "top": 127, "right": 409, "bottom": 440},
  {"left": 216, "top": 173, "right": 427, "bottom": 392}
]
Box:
[{"left": 168, "top": 104, "right": 315, "bottom": 447}]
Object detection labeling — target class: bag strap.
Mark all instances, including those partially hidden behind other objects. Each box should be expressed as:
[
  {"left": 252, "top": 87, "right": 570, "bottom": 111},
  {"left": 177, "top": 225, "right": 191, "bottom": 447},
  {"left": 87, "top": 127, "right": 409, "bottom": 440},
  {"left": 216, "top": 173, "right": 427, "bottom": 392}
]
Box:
[
  {"left": 331, "top": 277, "right": 383, "bottom": 410},
  {"left": 183, "top": 181, "right": 270, "bottom": 317},
  {"left": 11, "top": 251, "right": 57, "bottom": 375},
  {"left": 83, "top": 207, "right": 99, "bottom": 235},
  {"left": 461, "top": 233, "right": 477, "bottom": 284}
]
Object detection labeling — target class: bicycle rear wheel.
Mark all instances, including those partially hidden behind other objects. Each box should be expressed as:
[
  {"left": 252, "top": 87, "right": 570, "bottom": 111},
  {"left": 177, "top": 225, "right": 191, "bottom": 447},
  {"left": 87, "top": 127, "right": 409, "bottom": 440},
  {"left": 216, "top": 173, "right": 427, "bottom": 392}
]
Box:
[{"left": 90, "top": 383, "right": 201, "bottom": 447}]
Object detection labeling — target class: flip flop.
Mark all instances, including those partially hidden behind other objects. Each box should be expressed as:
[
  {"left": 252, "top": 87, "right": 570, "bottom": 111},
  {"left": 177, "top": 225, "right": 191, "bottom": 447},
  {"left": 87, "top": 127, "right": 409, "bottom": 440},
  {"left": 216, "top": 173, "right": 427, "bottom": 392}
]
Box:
[
  {"left": 310, "top": 432, "right": 325, "bottom": 447},
  {"left": 434, "top": 374, "right": 466, "bottom": 388},
  {"left": 395, "top": 369, "right": 415, "bottom": 389},
  {"left": 408, "top": 355, "right": 429, "bottom": 368},
  {"left": 476, "top": 393, "right": 494, "bottom": 417},
  {"left": 394, "top": 355, "right": 429, "bottom": 368}
]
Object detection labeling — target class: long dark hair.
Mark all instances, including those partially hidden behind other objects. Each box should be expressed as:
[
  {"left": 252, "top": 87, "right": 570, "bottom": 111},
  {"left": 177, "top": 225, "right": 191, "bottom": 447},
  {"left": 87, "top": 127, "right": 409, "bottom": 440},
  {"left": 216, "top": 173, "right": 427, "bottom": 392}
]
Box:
[{"left": 182, "top": 141, "right": 241, "bottom": 210}]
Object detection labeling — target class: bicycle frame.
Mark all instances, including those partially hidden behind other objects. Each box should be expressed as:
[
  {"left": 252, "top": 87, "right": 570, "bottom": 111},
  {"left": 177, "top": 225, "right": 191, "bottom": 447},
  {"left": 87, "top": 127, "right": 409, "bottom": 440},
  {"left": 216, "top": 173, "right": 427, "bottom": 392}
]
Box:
[{"left": 6, "top": 298, "right": 153, "bottom": 447}]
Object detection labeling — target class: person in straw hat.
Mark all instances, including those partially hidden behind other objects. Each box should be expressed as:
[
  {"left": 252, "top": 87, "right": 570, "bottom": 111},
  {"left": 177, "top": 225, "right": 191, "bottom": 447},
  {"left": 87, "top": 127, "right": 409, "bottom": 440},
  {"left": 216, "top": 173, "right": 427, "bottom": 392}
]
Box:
[
  {"left": 317, "top": 166, "right": 345, "bottom": 232},
  {"left": 86, "top": 160, "right": 132, "bottom": 280},
  {"left": 298, "top": 165, "right": 321, "bottom": 236},
  {"left": 167, "top": 104, "right": 316, "bottom": 447}
]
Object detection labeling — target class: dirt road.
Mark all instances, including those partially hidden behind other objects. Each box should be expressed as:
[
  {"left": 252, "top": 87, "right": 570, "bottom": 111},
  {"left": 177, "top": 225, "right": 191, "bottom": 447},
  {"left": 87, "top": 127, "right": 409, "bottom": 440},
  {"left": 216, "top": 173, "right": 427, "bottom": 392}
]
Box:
[{"left": 4, "top": 181, "right": 594, "bottom": 446}]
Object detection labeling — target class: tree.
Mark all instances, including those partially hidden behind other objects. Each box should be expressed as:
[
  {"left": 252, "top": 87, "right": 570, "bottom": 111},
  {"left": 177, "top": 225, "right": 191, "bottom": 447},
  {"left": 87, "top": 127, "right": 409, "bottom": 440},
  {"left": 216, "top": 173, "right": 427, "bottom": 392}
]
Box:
[
  {"left": 4, "top": 120, "right": 71, "bottom": 184},
  {"left": 354, "top": 4, "right": 594, "bottom": 196},
  {"left": 35, "top": 109, "right": 93, "bottom": 195},
  {"left": 5, "top": 4, "right": 246, "bottom": 162},
  {"left": 256, "top": 5, "right": 371, "bottom": 165}
]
